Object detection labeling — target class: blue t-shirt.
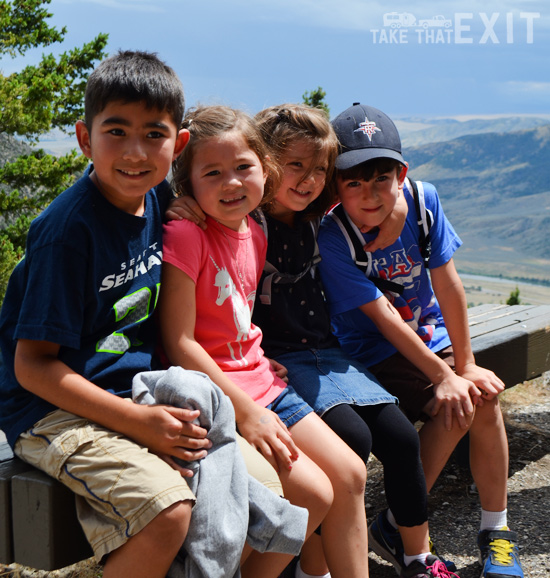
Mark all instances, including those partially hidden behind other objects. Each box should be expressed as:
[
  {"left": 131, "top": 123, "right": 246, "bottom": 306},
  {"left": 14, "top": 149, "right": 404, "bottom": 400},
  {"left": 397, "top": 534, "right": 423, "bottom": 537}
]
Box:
[
  {"left": 317, "top": 181, "right": 461, "bottom": 367},
  {"left": 0, "top": 167, "right": 171, "bottom": 448}
]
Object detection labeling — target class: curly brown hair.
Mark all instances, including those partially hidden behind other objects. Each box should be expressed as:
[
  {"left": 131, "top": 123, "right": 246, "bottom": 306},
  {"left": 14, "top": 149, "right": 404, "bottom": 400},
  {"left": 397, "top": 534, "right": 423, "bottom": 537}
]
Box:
[{"left": 255, "top": 103, "right": 339, "bottom": 220}]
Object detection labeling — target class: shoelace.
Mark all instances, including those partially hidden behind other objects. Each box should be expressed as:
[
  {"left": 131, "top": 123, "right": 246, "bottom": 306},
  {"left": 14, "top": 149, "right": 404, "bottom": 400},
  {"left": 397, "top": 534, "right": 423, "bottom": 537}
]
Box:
[
  {"left": 489, "top": 536, "right": 515, "bottom": 566},
  {"left": 427, "top": 558, "right": 459, "bottom": 577}
]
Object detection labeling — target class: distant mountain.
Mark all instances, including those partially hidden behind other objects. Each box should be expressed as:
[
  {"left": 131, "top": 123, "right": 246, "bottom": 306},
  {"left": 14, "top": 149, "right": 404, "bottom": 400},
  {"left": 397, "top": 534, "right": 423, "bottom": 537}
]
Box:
[
  {"left": 405, "top": 125, "right": 550, "bottom": 282},
  {"left": 397, "top": 116, "right": 550, "bottom": 147}
]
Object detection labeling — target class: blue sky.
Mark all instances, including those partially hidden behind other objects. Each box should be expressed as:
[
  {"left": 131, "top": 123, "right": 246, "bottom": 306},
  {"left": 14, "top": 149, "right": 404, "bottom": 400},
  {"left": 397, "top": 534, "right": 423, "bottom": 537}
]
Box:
[{"left": 5, "top": 0, "right": 550, "bottom": 120}]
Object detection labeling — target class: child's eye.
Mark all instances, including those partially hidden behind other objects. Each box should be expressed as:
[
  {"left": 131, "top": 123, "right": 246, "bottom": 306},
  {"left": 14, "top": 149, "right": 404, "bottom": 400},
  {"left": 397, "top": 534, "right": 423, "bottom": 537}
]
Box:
[
  {"left": 346, "top": 181, "right": 361, "bottom": 188},
  {"left": 315, "top": 166, "right": 327, "bottom": 174},
  {"left": 375, "top": 175, "right": 389, "bottom": 183},
  {"left": 147, "top": 131, "right": 166, "bottom": 139},
  {"left": 108, "top": 128, "right": 125, "bottom": 136},
  {"left": 287, "top": 161, "right": 303, "bottom": 169},
  {"left": 204, "top": 169, "right": 220, "bottom": 177},
  {"left": 237, "top": 164, "right": 253, "bottom": 171}
]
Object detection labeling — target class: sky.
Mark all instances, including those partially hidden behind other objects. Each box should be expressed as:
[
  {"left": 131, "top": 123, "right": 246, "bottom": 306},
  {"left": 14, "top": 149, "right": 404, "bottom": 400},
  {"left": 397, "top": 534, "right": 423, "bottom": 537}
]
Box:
[{"left": 4, "top": 0, "right": 550, "bottom": 121}]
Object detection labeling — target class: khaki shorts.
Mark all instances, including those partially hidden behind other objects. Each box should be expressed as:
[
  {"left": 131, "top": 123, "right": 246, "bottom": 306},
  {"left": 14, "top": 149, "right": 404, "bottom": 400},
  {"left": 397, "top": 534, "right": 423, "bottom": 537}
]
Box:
[
  {"left": 369, "top": 346, "right": 455, "bottom": 423},
  {"left": 236, "top": 434, "right": 283, "bottom": 497},
  {"left": 15, "top": 409, "right": 283, "bottom": 561},
  {"left": 15, "top": 409, "right": 195, "bottom": 561}
]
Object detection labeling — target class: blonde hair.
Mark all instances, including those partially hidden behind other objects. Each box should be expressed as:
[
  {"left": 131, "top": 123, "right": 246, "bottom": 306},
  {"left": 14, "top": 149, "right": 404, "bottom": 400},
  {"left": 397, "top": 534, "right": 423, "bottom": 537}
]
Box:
[
  {"left": 171, "top": 105, "right": 281, "bottom": 205},
  {"left": 255, "top": 103, "right": 339, "bottom": 219}
]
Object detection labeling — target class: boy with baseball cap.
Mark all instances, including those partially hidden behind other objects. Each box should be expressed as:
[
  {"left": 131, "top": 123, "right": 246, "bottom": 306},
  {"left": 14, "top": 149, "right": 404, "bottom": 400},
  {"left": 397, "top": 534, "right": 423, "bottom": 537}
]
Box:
[{"left": 316, "top": 103, "right": 523, "bottom": 578}]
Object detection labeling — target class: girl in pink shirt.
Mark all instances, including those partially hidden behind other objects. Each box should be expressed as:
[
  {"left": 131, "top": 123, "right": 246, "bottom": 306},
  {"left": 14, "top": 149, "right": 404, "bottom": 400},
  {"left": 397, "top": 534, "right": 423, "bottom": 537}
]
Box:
[{"left": 160, "top": 105, "right": 370, "bottom": 578}]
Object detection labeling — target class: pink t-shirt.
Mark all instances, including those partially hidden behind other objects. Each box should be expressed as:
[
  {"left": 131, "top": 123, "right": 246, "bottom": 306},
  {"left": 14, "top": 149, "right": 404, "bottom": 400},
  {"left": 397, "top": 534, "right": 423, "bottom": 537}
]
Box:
[{"left": 163, "top": 215, "right": 286, "bottom": 407}]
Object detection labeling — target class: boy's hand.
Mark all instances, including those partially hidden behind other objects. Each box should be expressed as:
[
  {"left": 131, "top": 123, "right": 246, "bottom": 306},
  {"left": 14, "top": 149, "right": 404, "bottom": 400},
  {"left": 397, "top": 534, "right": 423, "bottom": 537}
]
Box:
[
  {"left": 430, "top": 373, "right": 481, "bottom": 430},
  {"left": 134, "top": 405, "right": 212, "bottom": 477},
  {"left": 362, "top": 188, "right": 408, "bottom": 251},
  {"left": 268, "top": 358, "right": 289, "bottom": 383},
  {"left": 457, "top": 363, "right": 505, "bottom": 405},
  {"left": 166, "top": 196, "right": 207, "bottom": 230},
  {"left": 237, "top": 404, "right": 299, "bottom": 474}
]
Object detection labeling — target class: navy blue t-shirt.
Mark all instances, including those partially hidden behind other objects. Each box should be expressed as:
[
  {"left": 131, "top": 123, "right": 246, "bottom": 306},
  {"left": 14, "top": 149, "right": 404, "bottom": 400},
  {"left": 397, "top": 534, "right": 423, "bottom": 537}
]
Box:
[{"left": 0, "top": 168, "right": 171, "bottom": 448}]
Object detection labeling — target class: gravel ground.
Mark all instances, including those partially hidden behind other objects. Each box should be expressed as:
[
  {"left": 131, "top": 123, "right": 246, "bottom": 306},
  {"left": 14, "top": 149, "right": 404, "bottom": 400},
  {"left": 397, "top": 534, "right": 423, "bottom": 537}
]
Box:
[
  {"left": 366, "top": 372, "right": 550, "bottom": 578},
  {"left": 2, "top": 373, "right": 548, "bottom": 578}
]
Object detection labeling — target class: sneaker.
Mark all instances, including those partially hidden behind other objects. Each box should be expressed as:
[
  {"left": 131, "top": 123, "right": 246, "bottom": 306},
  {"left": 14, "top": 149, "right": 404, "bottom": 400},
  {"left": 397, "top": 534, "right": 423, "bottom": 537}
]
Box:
[
  {"left": 478, "top": 527, "right": 524, "bottom": 577},
  {"left": 401, "top": 555, "right": 459, "bottom": 578},
  {"left": 368, "top": 510, "right": 405, "bottom": 573},
  {"left": 368, "top": 510, "right": 456, "bottom": 575}
]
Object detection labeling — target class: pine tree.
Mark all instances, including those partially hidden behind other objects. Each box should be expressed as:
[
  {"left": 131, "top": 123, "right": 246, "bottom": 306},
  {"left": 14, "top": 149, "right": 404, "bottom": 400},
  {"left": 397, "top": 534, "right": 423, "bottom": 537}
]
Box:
[
  {"left": 506, "top": 287, "right": 521, "bottom": 306},
  {"left": 302, "top": 86, "right": 330, "bottom": 117},
  {"left": 0, "top": 0, "right": 107, "bottom": 302}
]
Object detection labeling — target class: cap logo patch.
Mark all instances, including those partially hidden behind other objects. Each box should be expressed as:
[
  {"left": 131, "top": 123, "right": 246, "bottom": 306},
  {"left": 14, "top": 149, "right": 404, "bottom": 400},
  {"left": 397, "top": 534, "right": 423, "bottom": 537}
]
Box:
[{"left": 354, "top": 116, "right": 381, "bottom": 142}]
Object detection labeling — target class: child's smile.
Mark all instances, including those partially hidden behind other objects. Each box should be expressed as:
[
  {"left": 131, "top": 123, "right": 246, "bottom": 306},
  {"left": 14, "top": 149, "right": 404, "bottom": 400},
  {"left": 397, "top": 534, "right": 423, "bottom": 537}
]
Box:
[
  {"left": 270, "top": 140, "right": 328, "bottom": 225},
  {"left": 336, "top": 168, "right": 405, "bottom": 230},
  {"left": 76, "top": 100, "right": 187, "bottom": 216},
  {"left": 189, "top": 131, "right": 267, "bottom": 231}
]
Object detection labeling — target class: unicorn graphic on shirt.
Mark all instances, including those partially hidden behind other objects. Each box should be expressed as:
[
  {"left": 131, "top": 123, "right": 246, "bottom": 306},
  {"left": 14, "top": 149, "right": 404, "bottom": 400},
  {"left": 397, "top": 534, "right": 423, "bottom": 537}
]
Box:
[{"left": 211, "top": 256, "right": 256, "bottom": 366}]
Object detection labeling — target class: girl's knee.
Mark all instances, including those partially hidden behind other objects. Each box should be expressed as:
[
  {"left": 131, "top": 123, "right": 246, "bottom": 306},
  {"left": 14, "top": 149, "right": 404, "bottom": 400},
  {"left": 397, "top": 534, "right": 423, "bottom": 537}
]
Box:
[
  {"left": 316, "top": 475, "right": 335, "bottom": 514},
  {"left": 282, "top": 461, "right": 334, "bottom": 518},
  {"left": 331, "top": 452, "right": 367, "bottom": 496}
]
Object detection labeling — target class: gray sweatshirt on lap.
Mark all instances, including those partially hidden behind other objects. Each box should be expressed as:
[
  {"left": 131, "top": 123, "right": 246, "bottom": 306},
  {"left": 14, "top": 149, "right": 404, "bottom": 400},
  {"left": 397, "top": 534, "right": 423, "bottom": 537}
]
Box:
[{"left": 132, "top": 367, "right": 308, "bottom": 578}]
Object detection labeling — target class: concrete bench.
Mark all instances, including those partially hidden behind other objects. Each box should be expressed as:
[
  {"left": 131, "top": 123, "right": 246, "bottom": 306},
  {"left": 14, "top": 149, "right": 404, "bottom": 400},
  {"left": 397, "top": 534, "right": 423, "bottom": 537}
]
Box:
[{"left": 1, "top": 303, "right": 549, "bottom": 571}]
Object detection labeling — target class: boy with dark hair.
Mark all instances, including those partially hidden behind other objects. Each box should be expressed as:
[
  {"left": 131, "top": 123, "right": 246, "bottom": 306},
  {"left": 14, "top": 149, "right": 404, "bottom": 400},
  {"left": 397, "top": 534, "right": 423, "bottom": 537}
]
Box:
[
  {"left": 0, "top": 49, "right": 196, "bottom": 578},
  {"left": 317, "top": 103, "right": 523, "bottom": 578}
]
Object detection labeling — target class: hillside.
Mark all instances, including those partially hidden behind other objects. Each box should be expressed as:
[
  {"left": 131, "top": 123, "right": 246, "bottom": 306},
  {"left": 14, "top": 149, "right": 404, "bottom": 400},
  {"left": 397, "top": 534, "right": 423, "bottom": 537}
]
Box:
[
  {"left": 404, "top": 125, "right": 550, "bottom": 282},
  {"left": 397, "top": 116, "right": 550, "bottom": 148}
]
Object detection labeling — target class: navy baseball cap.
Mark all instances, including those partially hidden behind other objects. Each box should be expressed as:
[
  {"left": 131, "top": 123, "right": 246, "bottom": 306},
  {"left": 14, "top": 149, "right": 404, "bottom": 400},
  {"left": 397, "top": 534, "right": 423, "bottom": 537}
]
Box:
[{"left": 332, "top": 103, "right": 405, "bottom": 170}]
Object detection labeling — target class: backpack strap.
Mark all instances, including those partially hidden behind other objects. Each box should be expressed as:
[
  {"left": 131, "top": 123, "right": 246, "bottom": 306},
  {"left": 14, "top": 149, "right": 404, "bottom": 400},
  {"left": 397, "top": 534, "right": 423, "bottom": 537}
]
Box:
[
  {"left": 329, "top": 204, "right": 371, "bottom": 274},
  {"left": 405, "top": 178, "right": 433, "bottom": 267},
  {"left": 256, "top": 211, "right": 322, "bottom": 305},
  {"left": 328, "top": 204, "right": 404, "bottom": 296}
]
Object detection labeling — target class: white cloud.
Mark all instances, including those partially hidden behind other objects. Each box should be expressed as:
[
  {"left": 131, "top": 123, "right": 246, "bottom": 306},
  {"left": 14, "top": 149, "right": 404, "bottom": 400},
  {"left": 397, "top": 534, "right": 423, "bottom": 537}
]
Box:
[{"left": 501, "top": 80, "right": 550, "bottom": 96}]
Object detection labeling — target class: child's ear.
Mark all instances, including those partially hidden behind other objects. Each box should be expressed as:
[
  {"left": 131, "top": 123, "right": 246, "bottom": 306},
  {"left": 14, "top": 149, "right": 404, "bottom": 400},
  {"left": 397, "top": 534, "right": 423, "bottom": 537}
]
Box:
[
  {"left": 397, "top": 162, "right": 408, "bottom": 189},
  {"left": 75, "top": 120, "right": 92, "bottom": 159},
  {"left": 172, "top": 129, "right": 190, "bottom": 160}
]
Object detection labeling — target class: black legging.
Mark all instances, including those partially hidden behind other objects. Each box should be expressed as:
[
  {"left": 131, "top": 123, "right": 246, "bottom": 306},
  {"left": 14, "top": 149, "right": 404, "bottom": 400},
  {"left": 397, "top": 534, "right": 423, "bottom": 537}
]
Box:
[{"left": 322, "top": 402, "right": 427, "bottom": 527}]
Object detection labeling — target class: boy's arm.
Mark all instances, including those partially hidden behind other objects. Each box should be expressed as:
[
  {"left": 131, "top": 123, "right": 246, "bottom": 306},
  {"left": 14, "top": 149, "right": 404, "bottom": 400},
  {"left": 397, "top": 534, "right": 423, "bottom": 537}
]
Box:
[
  {"left": 360, "top": 296, "right": 481, "bottom": 430},
  {"left": 430, "top": 259, "right": 505, "bottom": 401},
  {"left": 14, "top": 339, "right": 210, "bottom": 477},
  {"left": 166, "top": 195, "right": 208, "bottom": 230},
  {"left": 159, "top": 262, "right": 299, "bottom": 473}
]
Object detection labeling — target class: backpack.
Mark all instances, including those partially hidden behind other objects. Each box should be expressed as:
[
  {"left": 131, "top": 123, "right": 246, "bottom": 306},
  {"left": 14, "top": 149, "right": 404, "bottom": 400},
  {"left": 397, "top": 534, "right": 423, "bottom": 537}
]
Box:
[
  {"left": 253, "top": 209, "right": 321, "bottom": 306},
  {"left": 327, "top": 178, "right": 433, "bottom": 296}
]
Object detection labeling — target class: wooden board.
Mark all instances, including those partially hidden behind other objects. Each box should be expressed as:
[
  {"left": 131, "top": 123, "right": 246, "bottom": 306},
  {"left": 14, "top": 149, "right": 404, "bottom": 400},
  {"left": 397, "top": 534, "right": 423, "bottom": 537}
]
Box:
[{"left": 468, "top": 304, "right": 550, "bottom": 388}]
